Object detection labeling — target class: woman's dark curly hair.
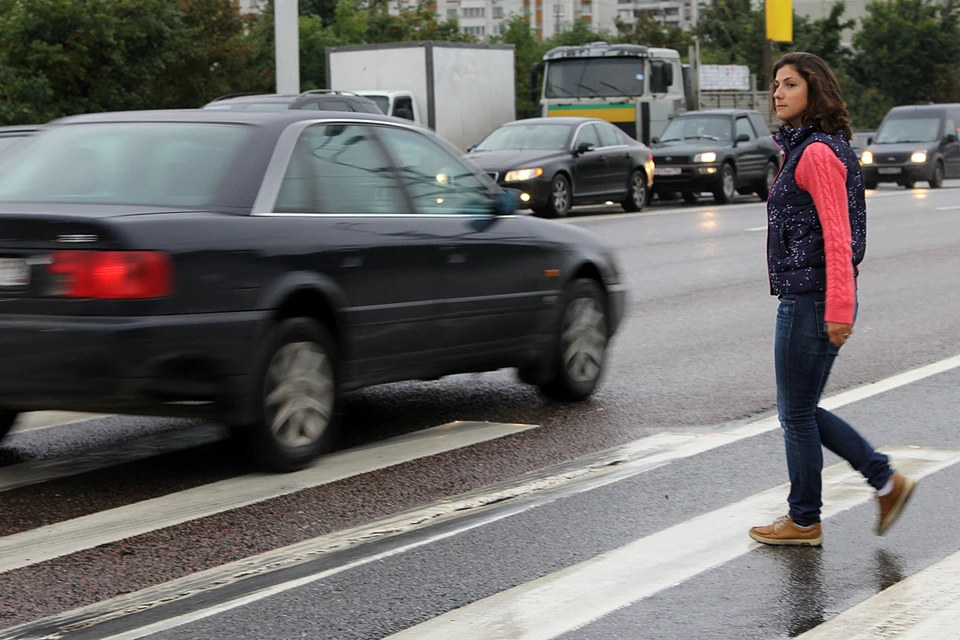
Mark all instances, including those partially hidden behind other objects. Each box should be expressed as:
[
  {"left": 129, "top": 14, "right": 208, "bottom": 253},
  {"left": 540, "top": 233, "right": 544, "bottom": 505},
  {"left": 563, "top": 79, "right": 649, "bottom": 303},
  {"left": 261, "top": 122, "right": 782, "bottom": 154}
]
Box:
[{"left": 772, "top": 52, "right": 853, "bottom": 141}]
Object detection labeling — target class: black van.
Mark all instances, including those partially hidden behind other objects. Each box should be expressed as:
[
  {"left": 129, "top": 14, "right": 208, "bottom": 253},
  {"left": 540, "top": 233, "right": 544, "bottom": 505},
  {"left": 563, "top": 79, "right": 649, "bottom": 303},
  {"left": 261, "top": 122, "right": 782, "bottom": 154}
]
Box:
[{"left": 860, "top": 103, "right": 960, "bottom": 189}]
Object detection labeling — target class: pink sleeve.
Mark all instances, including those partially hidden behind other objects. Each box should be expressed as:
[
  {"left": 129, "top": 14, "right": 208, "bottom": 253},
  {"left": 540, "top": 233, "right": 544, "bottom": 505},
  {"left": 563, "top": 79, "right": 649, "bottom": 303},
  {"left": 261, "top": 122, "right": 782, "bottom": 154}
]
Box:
[{"left": 795, "top": 142, "right": 856, "bottom": 325}]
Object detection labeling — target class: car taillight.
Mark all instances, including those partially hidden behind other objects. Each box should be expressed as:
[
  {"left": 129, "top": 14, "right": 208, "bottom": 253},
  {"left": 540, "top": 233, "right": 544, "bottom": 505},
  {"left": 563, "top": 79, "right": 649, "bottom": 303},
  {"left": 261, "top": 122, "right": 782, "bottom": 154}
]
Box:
[{"left": 47, "top": 251, "right": 173, "bottom": 299}]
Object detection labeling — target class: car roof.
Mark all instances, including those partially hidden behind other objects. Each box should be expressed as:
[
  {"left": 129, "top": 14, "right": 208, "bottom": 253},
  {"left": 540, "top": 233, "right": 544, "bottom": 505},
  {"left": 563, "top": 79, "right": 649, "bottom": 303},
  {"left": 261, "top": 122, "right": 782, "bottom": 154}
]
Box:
[
  {"left": 48, "top": 109, "right": 408, "bottom": 127},
  {"left": 885, "top": 104, "right": 960, "bottom": 117},
  {"left": 208, "top": 94, "right": 297, "bottom": 105},
  {"left": 502, "top": 117, "right": 610, "bottom": 126},
  {"left": 0, "top": 124, "right": 43, "bottom": 134},
  {"left": 675, "top": 109, "right": 757, "bottom": 117}
]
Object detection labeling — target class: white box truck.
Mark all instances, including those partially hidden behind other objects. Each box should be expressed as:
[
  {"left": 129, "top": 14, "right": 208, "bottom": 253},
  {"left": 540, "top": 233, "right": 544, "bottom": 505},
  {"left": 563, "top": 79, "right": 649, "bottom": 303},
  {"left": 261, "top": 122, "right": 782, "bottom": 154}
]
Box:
[{"left": 325, "top": 42, "right": 517, "bottom": 152}]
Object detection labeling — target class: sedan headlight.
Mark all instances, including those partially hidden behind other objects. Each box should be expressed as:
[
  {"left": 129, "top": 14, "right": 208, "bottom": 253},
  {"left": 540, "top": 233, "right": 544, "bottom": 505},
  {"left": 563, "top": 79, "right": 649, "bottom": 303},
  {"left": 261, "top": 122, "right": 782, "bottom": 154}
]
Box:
[
  {"left": 910, "top": 151, "right": 927, "bottom": 163},
  {"left": 504, "top": 167, "right": 544, "bottom": 182},
  {"left": 860, "top": 150, "right": 873, "bottom": 165},
  {"left": 693, "top": 152, "right": 717, "bottom": 163}
]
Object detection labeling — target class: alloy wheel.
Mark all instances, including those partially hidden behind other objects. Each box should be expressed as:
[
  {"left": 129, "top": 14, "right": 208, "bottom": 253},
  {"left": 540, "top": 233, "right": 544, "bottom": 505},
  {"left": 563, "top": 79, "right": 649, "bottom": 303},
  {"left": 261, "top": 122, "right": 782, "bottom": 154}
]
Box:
[
  {"left": 263, "top": 341, "right": 335, "bottom": 448},
  {"left": 560, "top": 297, "right": 607, "bottom": 383}
]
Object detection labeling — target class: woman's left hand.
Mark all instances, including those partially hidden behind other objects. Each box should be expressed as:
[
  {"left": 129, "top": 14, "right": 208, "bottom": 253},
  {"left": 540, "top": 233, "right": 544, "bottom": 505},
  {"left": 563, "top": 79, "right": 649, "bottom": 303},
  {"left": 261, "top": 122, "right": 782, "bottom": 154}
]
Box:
[{"left": 826, "top": 322, "right": 854, "bottom": 346}]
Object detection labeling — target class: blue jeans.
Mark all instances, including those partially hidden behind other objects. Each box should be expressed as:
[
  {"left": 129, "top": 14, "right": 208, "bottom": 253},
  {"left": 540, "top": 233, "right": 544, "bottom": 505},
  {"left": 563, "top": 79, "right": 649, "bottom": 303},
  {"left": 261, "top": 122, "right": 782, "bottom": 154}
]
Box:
[{"left": 775, "top": 291, "right": 893, "bottom": 527}]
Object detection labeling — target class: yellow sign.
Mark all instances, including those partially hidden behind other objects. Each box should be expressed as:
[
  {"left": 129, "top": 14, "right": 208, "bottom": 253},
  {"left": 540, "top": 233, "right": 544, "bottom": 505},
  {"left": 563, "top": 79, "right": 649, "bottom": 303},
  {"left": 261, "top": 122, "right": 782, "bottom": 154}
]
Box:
[{"left": 766, "top": 0, "right": 793, "bottom": 42}]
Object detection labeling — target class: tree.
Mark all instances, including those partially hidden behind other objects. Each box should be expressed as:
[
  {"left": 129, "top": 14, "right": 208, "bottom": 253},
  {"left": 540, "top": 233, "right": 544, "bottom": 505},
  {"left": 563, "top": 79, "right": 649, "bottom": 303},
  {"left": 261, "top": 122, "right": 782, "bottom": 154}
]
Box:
[
  {"left": 850, "top": 0, "right": 960, "bottom": 107},
  {"left": 491, "top": 13, "right": 546, "bottom": 118},
  {"left": 615, "top": 15, "right": 692, "bottom": 51}
]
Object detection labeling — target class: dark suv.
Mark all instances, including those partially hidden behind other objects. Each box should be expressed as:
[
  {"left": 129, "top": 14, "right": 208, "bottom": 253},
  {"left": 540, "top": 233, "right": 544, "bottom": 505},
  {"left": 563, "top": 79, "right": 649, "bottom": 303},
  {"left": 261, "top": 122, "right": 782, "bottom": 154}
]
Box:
[
  {"left": 650, "top": 109, "right": 782, "bottom": 205},
  {"left": 203, "top": 90, "right": 384, "bottom": 115}
]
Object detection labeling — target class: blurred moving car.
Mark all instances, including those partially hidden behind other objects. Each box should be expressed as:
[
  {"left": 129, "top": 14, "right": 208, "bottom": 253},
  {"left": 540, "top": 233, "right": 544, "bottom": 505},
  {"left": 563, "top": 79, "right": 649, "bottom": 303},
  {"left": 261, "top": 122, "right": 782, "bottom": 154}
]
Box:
[
  {"left": 203, "top": 90, "right": 384, "bottom": 115},
  {"left": 650, "top": 109, "right": 782, "bottom": 205},
  {"left": 850, "top": 130, "right": 875, "bottom": 156},
  {"left": 0, "top": 110, "right": 626, "bottom": 472},
  {"left": 467, "top": 117, "right": 654, "bottom": 218},
  {"left": 859, "top": 103, "right": 960, "bottom": 189}
]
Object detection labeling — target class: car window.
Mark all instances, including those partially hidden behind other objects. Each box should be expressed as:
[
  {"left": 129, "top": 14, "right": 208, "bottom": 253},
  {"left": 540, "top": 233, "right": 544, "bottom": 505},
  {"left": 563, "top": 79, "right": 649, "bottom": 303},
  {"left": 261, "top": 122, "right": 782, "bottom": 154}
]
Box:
[
  {"left": 376, "top": 126, "right": 493, "bottom": 215},
  {"left": 946, "top": 118, "right": 957, "bottom": 140},
  {"left": 595, "top": 123, "right": 621, "bottom": 147},
  {"left": 275, "top": 123, "right": 407, "bottom": 214},
  {"left": 574, "top": 124, "right": 601, "bottom": 149},
  {"left": 736, "top": 116, "right": 757, "bottom": 140},
  {"left": 299, "top": 102, "right": 321, "bottom": 110},
  {"left": 394, "top": 97, "right": 415, "bottom": 121},
  {"left": 316, "top": 99, "right": 351, "bottom": 112}
]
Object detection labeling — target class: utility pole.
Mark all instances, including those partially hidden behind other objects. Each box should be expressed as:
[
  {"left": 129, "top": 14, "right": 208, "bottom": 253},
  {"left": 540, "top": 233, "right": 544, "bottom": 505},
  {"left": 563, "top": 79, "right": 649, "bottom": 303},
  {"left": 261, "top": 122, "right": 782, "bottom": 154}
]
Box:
[{"left": 275, "top": 0, "right": 300, "bottom": 95}]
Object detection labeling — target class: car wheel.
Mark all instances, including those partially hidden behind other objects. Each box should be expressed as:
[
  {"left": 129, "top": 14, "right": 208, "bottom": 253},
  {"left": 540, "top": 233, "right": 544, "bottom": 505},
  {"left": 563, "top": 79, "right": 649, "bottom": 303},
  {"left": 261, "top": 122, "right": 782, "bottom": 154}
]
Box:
[
  {"left": 713, "top": 164, "right": 736, "bottom": 204},
  {"left": 546, "top": 174, "right": 571, "bottom": 218},
  {"left": 900, "top": 180, "right": 915, "bottom": 189},
  {"left": 756, "top": 160, "right": 778, "bottom": 201},
  {"left": 930, "top": 162, "right": 944, "bottom": 189},
  {"left": 681, "top": 191, "right": 699, "bottom": 205},
  {"left": 621, "top": 169, "right": 647, "bottom": 212},
  {"left": 245, "top": 317, "right": 339, "bottom": 472},
  {"left": 0, "top": 410, "right": 18, "bottom": 442},
  {"left": 539, "top": 279, "right": 608, "bottom": 402},
  {"left": 864, "top": 179, "right": 878, "bottom": 190}
]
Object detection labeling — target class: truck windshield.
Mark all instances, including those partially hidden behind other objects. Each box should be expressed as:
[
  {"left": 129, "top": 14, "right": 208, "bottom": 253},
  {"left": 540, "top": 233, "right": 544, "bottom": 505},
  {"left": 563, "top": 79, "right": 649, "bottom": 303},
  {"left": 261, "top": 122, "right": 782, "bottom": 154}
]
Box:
[
  {"left": 544, "top": 58, "right": 645, "bottom": 99},
  {"left": 874, "top": 117, "right": 941, "bottom": 144},
  {"left": 0, "top": 122, "right": 251, "bottom": 207},
  {"left": 475, "top": 123, "right": 571, "bottom": 151},
  {"left": 659, "top": 116, "right": 733, "bottom": 142}
]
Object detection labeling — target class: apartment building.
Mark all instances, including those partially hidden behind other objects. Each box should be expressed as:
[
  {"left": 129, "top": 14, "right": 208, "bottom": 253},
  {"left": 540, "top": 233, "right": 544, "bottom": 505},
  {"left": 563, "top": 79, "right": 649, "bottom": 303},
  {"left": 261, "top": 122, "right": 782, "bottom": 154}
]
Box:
[
  {"left": 415, "top": 0, "right": 617, "bottom": 40},
  {"left": 615, "top": 0, "right": 708, "bottom": 30}
]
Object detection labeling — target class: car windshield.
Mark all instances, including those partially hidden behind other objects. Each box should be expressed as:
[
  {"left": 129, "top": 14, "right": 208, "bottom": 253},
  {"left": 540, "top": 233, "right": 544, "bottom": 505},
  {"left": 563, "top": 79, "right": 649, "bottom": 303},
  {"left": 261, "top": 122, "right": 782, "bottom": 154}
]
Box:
[
  {"left": 475, "top": 123, "right": 570, "bottom": 151},
  {"left": 544, "top": 58, "right": 646, "bottom": 98},
  {"left": 874, "top": 117, "right": 942, "bottom": 143},
  {"left": 659, "top": 116, "right": 733, "bottom": 142},
  {"left": 0, "top": 122, "right": 251, "bottom": 207},
  {"left": 205, "top": 101, "right": 292, "bottom": 111},
  {"left": 363, "top": 95, "right": 391, "bottom": 114}
]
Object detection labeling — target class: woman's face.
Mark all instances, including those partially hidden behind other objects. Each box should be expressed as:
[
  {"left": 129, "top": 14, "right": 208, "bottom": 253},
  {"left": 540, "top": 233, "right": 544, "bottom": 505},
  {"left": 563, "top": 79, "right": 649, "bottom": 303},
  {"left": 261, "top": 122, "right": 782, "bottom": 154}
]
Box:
[{"left": 773, "top": 65, "right": 809, "bottom": 128}]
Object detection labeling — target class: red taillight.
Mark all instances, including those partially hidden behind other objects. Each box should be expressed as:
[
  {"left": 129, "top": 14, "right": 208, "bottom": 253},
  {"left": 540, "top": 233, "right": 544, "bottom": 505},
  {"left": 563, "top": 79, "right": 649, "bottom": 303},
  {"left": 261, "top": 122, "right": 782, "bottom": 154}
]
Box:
[{"left": 48, "top": 251, "right": 173, "bottom": 299}]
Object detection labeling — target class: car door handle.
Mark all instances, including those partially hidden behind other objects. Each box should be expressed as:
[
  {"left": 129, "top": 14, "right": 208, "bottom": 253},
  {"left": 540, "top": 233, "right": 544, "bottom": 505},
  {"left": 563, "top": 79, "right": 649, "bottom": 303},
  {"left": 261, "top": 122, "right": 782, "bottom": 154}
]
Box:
[{"left": 338, "top": 251, "right": 364, "bottom": 268}]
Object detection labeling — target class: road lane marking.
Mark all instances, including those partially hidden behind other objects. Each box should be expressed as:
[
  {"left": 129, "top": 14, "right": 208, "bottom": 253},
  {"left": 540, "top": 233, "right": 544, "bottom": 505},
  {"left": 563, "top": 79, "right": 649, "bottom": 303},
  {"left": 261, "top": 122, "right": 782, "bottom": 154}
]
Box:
[
  {"left": 6, "top": 354, "right": 958, "bottom": 640},
  {"left": 797, "top": 548, "right": 960, "bottom": 639},
  {"left": 8, "top": 411, "right": 109, "bottom": 434},
  {"left": 0, "top": 420, "right": 537, "bottom": 574},
  {"left": 745, "top": 226, "right": 766, "bottom": 231},
  {"left": 936, "top": 204, "right": 960, "bottom": 211},
  {"left": 385, "top": 447, "right": 960, "bottom": 640}
]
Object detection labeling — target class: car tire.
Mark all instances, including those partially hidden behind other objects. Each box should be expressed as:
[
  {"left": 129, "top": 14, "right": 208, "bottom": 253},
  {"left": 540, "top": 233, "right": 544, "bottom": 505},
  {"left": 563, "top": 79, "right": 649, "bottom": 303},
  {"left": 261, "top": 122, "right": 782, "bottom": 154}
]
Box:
[
  {"left": 681, "top": 191, "right": 699, "bottom": 205},
  {"left": 713, "top": 164, "right": 736, "bottom": 204},
  {"left": 900, "top": 180, "right": 915, "bottom": 189},
  {"left": 545, "top": 174, "right": 572, "bottom": 218},
  {"left": 930, "top": 161, "right": 945, "bottom": 189},
  {"left": 864, "top": 178, "right": 878, "bottom": 190},
  {"left": 621, "top": 169, "right": 647, "bottom": 212},
  {"left": 0, "top": 410, "right": 18, "bottom": 442},
  {"left": 538, "top": 278, "right": 609, "bottom": 402},
  {"left": 243, "top": 317, "right": 340, "bottom": 472},
  {"left": 755, "top": 160, "right": 779, "bottom": 201}
]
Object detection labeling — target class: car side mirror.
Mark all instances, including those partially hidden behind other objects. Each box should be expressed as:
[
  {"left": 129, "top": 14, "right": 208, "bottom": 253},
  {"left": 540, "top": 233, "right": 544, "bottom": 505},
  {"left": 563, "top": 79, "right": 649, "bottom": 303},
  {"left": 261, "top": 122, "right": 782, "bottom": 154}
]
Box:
[
  {"left": 575, "top": 142, "right": 595, "bottom": 156},
  {"left": 495, "top": 189, "right": 520, "bottom": 215},
  {"left": 946, "top": 133, "right": 958, "bottom": 144},
  {"left": 867, "top": 136, "right": 874, "bottom": 145},
  {"left": 651, "top": 136, "right": 660, "bottom": 144},
  {"left": 735, "top": 133, "right": 750, "bottom": 145}
]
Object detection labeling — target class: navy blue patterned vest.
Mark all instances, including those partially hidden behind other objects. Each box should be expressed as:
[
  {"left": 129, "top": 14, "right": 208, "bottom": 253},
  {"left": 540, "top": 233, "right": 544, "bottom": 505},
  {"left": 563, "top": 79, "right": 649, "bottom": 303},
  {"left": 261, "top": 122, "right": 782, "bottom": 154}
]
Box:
[{"left": 767, "top": 122, "right": 866, "bottom": 295}]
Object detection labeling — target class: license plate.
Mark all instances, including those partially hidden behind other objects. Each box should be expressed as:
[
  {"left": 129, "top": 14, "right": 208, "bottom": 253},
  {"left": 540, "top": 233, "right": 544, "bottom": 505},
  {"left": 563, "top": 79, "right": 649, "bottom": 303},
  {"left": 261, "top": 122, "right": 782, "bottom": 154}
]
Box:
[
  {"left": 655, "top": 167, "right": 682, "bottom": 176},
  {"left": 878, "top": 167, "right": 902, "bottom": 174},
  {"left": 0, "top": 257, "right": 30, "bottom": 288}
]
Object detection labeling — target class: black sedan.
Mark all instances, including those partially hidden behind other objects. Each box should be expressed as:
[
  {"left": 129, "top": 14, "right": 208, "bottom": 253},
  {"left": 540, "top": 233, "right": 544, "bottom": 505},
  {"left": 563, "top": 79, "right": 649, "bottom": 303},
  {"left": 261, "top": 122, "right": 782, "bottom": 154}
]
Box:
[
  {"left": 0, "top": 110, "right": 626, "bottom": 472},
  {"left": 467, "top": 117, "right": 655, "bottom": 218},
  {"left": 650, "top": 109, "right": 782, "bottom": 205}
]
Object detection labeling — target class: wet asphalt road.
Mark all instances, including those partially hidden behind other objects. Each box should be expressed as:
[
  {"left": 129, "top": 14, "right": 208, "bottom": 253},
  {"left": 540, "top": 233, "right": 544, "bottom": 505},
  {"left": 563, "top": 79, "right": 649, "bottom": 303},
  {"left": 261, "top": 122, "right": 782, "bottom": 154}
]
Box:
[{"left": 1, "top": 181, "right": 959, "bottom": 637}]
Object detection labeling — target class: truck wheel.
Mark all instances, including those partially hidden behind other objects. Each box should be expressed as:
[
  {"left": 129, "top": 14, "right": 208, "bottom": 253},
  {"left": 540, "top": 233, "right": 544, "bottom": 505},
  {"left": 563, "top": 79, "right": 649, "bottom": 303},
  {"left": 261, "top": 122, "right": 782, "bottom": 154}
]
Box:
[
  {"left": 864, "top": 179, "right": 878, "bottom": 190},
  {"left": 755, "top": 161, "right": 778, "bottom": 201},
  {"left": 546, "top": 174, "right": 572, "bottom": 218},
  {"left": 681, "top": 191, "right": 699, "bottom": 205},
  {"left": 929, "top": 161, "right": 944, "bottom": 188},
  {"left": 243, "top": 317, "right": 340, "bottom": 472},
  {"left": 713, "top": 164, "right": 737, "bottom": 204},
  {"left": 538, "top": 279, "right": 609, "bottom": 402},
  {"left": 0, "top": 410, "right": 18, "bottom": 442},
  {"left": 621, "top": 169, "right": 647, "bottom": 212}
]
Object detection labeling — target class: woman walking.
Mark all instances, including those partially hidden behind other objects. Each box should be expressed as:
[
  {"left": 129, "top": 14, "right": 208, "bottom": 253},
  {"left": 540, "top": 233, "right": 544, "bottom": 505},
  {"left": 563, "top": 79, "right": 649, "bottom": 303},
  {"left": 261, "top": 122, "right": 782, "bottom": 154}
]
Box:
[{"left": 748, "top": 52, "right": 916, "bottom": 546}]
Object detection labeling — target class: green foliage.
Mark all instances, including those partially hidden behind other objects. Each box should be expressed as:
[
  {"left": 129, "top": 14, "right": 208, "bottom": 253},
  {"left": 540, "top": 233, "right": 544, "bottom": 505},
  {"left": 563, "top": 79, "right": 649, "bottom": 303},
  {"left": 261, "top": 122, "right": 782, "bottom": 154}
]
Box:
[{"left": 616, "top": 15, "right": 692, "bottom": 51}]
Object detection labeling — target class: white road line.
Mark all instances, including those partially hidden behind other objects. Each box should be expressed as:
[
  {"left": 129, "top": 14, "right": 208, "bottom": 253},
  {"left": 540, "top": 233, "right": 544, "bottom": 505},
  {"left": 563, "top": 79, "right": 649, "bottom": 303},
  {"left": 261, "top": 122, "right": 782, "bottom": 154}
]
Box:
[
  {"left": 0, "top": 420, "right": 537, "bottom": 575},
  {"left": 386, "top": 447, "right": 960, "bottom": 640},
  {"left": 797, "top": 548, "right": 960, "bottom": 639},
  {"left": 936, "top": 204, "right": 960, "bottom": 211},
  {"left": 13, "top": 354, "right": 957, "bottom": 640},
  {"left": 745, "top": 225, "right": 766, "bottom": 231},
  {"left": 9, "top": 411, "right": 109, "bottom": 434}
]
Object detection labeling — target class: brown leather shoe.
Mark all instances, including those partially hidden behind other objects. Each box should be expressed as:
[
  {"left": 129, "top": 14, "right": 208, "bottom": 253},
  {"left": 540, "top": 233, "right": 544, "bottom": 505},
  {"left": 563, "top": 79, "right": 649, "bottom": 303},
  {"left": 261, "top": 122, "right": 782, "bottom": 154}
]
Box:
[
  {"left": 877, "top": 473, "right": 917, "bottom": 535},
  {"left": 749, "top": 515, "right": 823, "bottom": 546}
]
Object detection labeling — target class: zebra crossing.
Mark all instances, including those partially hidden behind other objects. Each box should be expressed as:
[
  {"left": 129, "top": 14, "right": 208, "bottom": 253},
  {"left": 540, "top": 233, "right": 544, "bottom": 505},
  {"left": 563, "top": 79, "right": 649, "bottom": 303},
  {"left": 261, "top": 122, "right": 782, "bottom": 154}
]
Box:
[{"left": 1, "top": 355, "right": 959, "bottom": 639}]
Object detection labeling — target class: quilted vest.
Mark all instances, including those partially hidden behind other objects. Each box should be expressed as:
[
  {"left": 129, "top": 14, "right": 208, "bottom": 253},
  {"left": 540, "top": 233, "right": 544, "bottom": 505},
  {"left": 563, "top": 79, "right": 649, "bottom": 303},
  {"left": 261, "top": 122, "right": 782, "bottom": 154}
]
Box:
[{"left": 767, "top": 122, "right": 866, "bottom": 295}]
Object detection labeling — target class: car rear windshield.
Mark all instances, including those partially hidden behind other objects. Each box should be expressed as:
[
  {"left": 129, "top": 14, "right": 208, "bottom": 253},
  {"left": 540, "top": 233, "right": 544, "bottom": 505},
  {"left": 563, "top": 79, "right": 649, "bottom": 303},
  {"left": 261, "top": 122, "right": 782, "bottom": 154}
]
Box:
[
  {"left": 874, "top": 117, "right": 942, "bottom": 144},
  {"left": 475, "top": 123, "right": 570, "bottom": 151},
  {"left": 0, "top": 122, "right": 251, "bottom": 207}
]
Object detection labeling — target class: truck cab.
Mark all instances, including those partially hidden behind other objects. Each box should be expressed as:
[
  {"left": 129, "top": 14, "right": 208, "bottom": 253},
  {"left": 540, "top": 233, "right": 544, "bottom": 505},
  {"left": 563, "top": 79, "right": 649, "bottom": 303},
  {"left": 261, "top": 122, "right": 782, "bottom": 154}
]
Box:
[
  {"left": 533, "top": 42, "right": 685, "bottom": 145},
  {"left": 354, "top": 90, "right": 422, "bottom": 125}
]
